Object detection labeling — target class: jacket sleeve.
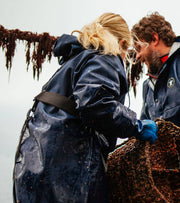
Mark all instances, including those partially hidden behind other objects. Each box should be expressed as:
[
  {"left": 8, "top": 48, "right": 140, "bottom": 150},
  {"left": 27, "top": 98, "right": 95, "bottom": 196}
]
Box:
[{"left": 73, "top": 54, "right": 139, "bottom": 139}]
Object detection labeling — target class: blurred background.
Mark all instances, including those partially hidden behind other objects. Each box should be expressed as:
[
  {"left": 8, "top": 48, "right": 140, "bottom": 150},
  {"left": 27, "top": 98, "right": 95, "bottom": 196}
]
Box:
[{"left": 0, "top": 0, "right": 179, "bottom": 201}]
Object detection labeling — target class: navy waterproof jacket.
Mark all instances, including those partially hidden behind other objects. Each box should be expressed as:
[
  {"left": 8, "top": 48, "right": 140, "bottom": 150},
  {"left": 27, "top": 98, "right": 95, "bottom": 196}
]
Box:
[
  {"left": 140, "top": 37, "right": 180, "bottom": 127},
  {"left": 13, "top": 34, "right": 139, "bottom": 203}
]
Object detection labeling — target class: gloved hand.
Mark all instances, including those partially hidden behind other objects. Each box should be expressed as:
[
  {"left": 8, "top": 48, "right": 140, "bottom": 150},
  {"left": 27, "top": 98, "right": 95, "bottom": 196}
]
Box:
[{"left": 135, "top": 119, "right": 158, "bottom": 144}]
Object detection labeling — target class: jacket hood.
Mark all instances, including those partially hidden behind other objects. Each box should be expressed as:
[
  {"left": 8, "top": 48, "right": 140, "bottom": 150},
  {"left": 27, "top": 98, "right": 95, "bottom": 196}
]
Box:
[{"left": 53, "top": 34, "right": 85, "bottom": 64}]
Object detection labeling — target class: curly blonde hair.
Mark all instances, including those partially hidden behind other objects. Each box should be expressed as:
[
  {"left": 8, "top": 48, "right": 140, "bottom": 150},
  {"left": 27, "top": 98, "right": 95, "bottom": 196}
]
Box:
[{"left": 72, "top": 13, "right": 131, "bottom": 56}]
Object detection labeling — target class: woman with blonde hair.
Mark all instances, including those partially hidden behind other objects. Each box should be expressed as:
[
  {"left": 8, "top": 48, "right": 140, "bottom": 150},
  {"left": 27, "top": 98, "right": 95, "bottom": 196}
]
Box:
[{"left": 13, "top": 13, "right": 157, "bottom": 203}]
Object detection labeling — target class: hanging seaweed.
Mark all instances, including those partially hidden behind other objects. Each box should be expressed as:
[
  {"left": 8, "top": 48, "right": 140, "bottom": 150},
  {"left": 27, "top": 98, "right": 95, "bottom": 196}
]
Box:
[
  {"left": 0, "top": 25, "right": 144, "bottom": 91},
  {"left": 125, "top": 49, "right": 144, "bottom": 96},
  {"left": 0, "top": 25, "right": 59, "bottom": 79}
]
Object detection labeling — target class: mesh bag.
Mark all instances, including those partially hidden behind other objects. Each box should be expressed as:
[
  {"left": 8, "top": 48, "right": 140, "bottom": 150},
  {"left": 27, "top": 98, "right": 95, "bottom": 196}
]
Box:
[{"left": 106, "top": 119, "right": 180, "bottom": 203}]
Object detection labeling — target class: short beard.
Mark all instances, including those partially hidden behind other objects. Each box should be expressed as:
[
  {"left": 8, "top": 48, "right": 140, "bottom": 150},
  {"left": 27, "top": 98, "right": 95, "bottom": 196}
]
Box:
[{"left": 147, "top": 50, "right": 163, "bottom": 75}]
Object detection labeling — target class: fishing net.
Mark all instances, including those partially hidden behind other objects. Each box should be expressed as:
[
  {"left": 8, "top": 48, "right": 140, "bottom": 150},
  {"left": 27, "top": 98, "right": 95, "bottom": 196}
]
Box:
[{"left": 106, "top": 119, "right": 180, "bottom": 203}]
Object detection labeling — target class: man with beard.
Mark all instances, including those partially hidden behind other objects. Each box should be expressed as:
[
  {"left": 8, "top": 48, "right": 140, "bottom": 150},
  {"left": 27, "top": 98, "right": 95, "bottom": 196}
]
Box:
[{"left": 131, "top": 12, "right": 180, "bottom": 126}]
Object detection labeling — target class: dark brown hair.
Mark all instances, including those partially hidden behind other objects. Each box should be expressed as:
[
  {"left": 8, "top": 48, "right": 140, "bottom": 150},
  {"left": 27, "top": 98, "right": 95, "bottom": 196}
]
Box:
[{"left": 131, "top": 12, "right": 176, "bottom": 47}]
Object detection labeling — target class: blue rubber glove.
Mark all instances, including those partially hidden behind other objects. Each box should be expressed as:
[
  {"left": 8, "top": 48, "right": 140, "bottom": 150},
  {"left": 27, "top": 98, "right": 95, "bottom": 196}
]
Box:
[{"left": 135, "top": 119, "right": 158, "bottom": 144}]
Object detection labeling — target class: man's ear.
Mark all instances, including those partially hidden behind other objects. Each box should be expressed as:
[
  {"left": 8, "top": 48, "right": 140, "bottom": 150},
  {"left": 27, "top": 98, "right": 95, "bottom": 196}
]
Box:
[{"left": 152, "top": 32, "right": 159, "bottom": 46}]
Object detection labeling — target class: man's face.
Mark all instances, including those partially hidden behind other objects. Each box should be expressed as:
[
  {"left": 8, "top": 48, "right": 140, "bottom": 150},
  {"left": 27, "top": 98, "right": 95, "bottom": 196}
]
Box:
[{"left": 134, "top": 41, "right": 163, "bottom": 75}]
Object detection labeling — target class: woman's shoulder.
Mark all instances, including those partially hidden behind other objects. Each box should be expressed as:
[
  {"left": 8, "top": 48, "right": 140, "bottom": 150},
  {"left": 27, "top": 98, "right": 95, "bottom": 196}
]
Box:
[{"left": 81, "top": 49, "right": 123, "bottom": 66}]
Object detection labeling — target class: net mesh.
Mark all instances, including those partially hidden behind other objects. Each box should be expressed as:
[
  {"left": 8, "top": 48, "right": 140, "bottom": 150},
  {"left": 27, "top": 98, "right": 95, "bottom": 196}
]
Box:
[{"left": 106, "top": 119, "right": 180, "bottom": 203}]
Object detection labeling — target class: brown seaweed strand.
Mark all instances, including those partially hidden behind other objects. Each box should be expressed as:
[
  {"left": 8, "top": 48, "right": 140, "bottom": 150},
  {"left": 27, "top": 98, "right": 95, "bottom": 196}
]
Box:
[
  {"left": 125, "top": 49, "right": 143, "bottom": 95},
  {"left": 0, "top": 25, "right": 59, "bottom": 79},
  {"left": 25, "top": 41, "right": 31, "bottom": 71}
]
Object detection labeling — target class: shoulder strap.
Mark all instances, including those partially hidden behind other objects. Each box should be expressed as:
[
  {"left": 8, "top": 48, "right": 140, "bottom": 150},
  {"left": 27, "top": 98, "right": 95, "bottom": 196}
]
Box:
[
  {"left": 34, "top": 91, "right": 78, "bottom": 117},
  {"left": 144, "top": 81, "right": 150, "bottom": 118}
]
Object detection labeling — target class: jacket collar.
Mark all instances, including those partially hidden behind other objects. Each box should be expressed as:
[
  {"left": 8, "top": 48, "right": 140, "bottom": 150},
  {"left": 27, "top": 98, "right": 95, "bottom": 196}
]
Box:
[
  {"left": 147, "top": 37, "right": 180, "bottom": 89},
  {"left": 156, "top": 37, "right": 180, "bottom": 77},
  {"left": 169, "top": 40, "right": 180, "bottom": 57}
]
